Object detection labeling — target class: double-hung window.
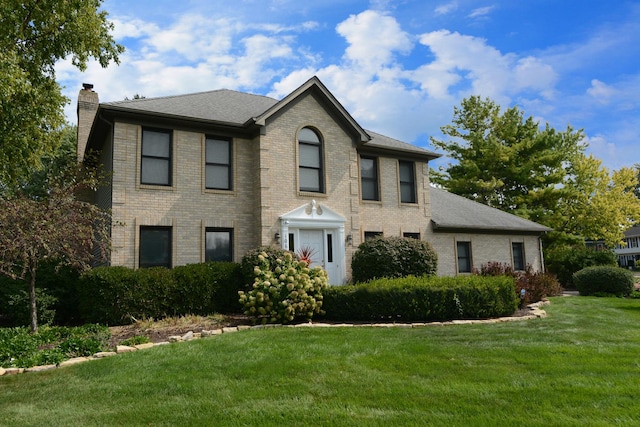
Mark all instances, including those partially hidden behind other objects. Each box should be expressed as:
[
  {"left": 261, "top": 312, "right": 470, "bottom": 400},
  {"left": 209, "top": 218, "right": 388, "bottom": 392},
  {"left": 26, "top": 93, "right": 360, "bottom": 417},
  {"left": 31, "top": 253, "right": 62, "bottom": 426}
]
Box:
[
  {"left": 360, "top": 156, "right": 379, "bottom": 201},
  {"left": 512, "top": 242, "right": 525, "bottom": 271},
  {"left": 205, "top": 137, "right": 232, "bottom": 190},
  {"left": 139, "top": 226, "right": 172, "bottom": 268},
  {"left": 298, "top": 127, "right": 324, "bottom": 193},
  {"left": 399, "top": 160, "right": 416, "bottom": 203},
  {"left": 456, "top": 241, "right": 472, "bottom": 273},
  {"left": 205, "top": 228, "right": 233, "bottom": 262},
  {"left": 141, "top": 128, "right": 172, "bottom": 186}
]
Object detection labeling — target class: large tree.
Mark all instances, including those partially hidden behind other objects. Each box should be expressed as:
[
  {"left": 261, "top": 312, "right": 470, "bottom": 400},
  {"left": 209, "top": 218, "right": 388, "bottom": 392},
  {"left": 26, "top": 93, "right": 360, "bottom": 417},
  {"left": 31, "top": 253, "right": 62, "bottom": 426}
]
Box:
[
  {"left": 431, "top": 96, "right": 640, "bottom": 249},
  {"left": 0, "top": 0, "right": 123, "bottom": 187},
  {"left": 0, "top": 141, "right": 111, "bottom": 333}
]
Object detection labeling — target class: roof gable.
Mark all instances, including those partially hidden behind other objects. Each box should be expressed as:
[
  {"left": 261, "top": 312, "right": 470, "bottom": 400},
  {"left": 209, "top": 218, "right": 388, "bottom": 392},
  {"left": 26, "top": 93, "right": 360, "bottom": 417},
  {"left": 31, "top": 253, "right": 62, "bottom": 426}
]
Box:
[
  {"left": 254, "top": 76, "right": 370, "bottom": 144},
  {"left": 430, "top": 187, "right": 551, "bottom": 234}
]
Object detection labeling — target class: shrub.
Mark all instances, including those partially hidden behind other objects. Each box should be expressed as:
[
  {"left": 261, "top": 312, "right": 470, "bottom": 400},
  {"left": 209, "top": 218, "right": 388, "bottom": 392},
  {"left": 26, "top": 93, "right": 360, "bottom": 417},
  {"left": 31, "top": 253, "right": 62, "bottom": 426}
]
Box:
[
  {"left": 474, "top": 262, "right": 562, "bottom": 307},
  {"left": 573, "top": 266, "right": 635, "bottom": 297},
  {"left": 545, "top": 246, "right": 617, "bottom": 288},
  {"left": 240, "top": 246, "right": 297, "bottom": 286},
  {"left": 351, "top": 236, "right": 438, "bottom": 282},
  {"left": 2, "top": 288, "right": 57, "bottom": 327},
  {"left": 78, "top": 263, "right": 244, "bottom": 325},
  {"left": 238, "top": 250, "right": 329, "bottom": 324},
  {"left": 171, "top": 262, "right": 243, "bottom": 314},
  {"left": 321, "top": 275, "right": 517, "bottom": 322}
]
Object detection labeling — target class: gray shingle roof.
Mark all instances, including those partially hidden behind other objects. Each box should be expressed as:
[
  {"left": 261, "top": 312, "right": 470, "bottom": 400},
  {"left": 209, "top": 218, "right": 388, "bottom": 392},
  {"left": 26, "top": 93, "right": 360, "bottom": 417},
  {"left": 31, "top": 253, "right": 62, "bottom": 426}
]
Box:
[
  {"left": 365, "top": 130, "right": 440, "bottom": 159},
  {"left": 103, "top": 90, "right": 279, "bottom": 126},
  {"left": 430, "top": 187, "right": 551, "bottom": 233}
]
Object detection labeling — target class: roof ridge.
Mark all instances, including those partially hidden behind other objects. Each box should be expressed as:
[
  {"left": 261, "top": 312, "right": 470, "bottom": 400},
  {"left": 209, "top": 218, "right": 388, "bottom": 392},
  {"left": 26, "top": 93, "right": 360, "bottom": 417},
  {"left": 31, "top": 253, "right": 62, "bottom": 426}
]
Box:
[{"left": 104, "top": 88, "right": 277, "bottom": 106}]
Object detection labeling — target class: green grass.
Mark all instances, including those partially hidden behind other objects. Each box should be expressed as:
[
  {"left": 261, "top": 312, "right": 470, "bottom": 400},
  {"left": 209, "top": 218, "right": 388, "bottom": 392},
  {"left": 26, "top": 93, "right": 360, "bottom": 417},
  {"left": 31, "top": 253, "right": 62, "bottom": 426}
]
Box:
[{"left": 2, "top": 297, "right": 640, "bottom": 426}]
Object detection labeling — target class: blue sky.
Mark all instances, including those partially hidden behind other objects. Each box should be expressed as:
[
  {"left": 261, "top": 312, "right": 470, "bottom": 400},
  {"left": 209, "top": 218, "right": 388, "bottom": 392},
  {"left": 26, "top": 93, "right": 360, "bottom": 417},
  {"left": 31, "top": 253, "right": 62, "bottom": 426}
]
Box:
[{"left": 56, "top": 0, "right": 640, "bottom": 171}]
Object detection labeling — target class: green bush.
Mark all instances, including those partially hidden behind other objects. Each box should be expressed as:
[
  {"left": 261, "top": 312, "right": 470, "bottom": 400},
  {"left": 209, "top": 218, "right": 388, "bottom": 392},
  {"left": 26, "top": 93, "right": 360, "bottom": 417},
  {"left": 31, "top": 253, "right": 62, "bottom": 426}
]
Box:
[
  {"left": 238, "top": 250, "right": 329, "bottom": 324},
  {"left": 240, "top": 246, "right": 297, "bottom": 286},
  {"left": 171, "top": 262, "right": 243, "bottom": 314},
  {"left": 546, "top": 246, "right": 617, "bottom": 288},
  {"left": 119, "top": 335, "right": 151, "bottom": 346},
  {"left": 78, "top": 263, "right": 244, "bottom": 325},
  {"left": 2, "top": 288, "right": 57, "bottom": 327},
  {"left": 474, "top": 262, "right": 562, "bottom": 307},
  {"left": 77, "top": 266, "right": 140, "bottom": 325},
  {"left": 0, "top": 324, "right": 110, "bottom": 368},
  {"left": 321, "top": 275, "right": 517, "bottom": 322},
  {"left": 573, "top": 266, "right": 635, "bottom": 297},
  {"left": 351, "top": 236, "right": 438, "bottom": 283}
]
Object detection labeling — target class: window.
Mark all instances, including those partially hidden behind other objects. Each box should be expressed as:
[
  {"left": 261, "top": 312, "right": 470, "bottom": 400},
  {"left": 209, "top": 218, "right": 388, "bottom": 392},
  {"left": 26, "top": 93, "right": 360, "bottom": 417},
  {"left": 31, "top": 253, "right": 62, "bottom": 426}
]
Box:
[
  {"left": 205, "top": 228, "right": 233, "bottom": 262},
  {"left": 139, "top": 226, "right": 172, "bottom": 268},
  {"left": 399, "top": 161, "right": 416, "bottom": 203},
  {"left": 141, "top": 128, "right": 172, "bottom": 186},
  {"left": 298, "top": 127, "right": 323, "bottom": 192},
  {"left": 456, "top": 241, "right": 472, "bottom": 273},
  {"left": 360, "top": 156, "right": 379, "bottom": 201},
  {"left": 512, "top": 242, "right": 525, "bottom": 271},
  {"left": 205, "top": 137, "right": 232, "bottom": 190},
  {"left": 364, "top": 231, "right": 383, "bottom": 241},
  {"left": 403, "top": 232, "right": 420, "bottom": 239}
]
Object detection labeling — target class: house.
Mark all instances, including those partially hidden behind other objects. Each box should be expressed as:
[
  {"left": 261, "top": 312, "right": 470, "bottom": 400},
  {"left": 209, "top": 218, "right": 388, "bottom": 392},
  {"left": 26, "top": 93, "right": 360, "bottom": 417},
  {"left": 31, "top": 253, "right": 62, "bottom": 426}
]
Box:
[
  {"left": 614, "top": 226, "right": 640, "bottom": 268},
  {"left": 77, "top": 76, "right": 551, "bottom": 284}
]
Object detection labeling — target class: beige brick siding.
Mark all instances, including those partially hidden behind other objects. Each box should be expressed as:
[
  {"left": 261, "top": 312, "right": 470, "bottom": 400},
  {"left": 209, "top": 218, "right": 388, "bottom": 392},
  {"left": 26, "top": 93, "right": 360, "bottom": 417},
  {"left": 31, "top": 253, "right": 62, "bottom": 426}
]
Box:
[{"left": 104, "top": 91, "right": 545, "bottom": 279}]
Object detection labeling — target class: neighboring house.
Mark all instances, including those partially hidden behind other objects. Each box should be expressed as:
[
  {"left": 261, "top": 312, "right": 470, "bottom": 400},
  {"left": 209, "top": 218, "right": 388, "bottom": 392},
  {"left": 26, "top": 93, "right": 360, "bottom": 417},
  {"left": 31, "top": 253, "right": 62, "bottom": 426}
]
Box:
[
  {"left": 614, "top": 226, "right": 640, "bottom": 268},
  {"left": 77, "top": 76, "right": 551, "bottom": 284}
]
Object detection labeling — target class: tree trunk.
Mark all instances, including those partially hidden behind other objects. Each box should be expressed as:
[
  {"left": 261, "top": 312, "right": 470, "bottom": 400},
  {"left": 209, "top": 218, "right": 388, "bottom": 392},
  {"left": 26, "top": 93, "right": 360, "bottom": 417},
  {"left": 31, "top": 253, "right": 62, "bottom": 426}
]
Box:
[{"left": 29, "top": 267, "right": 38, "bottom": 334}]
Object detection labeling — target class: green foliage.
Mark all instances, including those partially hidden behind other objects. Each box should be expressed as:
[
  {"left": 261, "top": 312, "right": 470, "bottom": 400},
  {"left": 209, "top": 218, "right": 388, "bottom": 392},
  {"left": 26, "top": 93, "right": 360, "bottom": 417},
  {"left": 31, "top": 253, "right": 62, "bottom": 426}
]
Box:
[
  {"left": 474, "top": 262, "right": 562, "bottom": 307},
  {"left": 240, "top": 246, "right": 296, "bottom": 285},
  {"left": 78, "top": 263, "right": 243, "bottom": 325},
  {"left": 119, "top": 335, "right": 151, "bottom": 347},
  {"left": 322, "top": 275, "right": 517, "bottom": 322},
  {"left": 4, "top": 288, "right": 57, "bottom": 327},
  {"left": 545, "top": 246, "right": 617, "bottom": 288},
  {"left": 238, "top": 251, "right": 329, "bottom": 324},
  {"left": 0, "top": 324, "right": 110, "bottom": 368},
  {"left": 351, "top": 236, "right": 438, "bottom": 282},
  {"left": 430, "top": 96, "right": 640, "bottom": 249},
  {"left": 0, "top": 0, "right": 123, "bottom": 186},
  {"left": 171, "top": 262, "right": 243, "bottom": 314},
  {"left": 573, "top": 266, "right": 635, "bottom": 297}
]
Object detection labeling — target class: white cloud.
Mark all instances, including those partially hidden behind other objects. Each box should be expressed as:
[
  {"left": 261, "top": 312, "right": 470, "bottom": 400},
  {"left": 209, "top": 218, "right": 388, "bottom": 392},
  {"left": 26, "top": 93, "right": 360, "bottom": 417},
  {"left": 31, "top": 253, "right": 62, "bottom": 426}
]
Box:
[
  {"left": 587, "top": 79, "right": 616, "bottom": 104},
  {"left": 336, "top": 10, "right": 413, "bottom": 69},
  {"left": 435, "top": 2, "right": 458, "bottom": 16},
  {"left": 468, "top": 6, "right": 495, "bottom": 19}
]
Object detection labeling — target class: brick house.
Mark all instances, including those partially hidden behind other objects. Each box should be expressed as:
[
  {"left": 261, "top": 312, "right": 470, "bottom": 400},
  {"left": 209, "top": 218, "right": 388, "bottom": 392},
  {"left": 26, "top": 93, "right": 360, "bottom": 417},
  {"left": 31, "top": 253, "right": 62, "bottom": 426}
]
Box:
[{"left": 77, "top": 76, "right": 550, "bottom": 284}]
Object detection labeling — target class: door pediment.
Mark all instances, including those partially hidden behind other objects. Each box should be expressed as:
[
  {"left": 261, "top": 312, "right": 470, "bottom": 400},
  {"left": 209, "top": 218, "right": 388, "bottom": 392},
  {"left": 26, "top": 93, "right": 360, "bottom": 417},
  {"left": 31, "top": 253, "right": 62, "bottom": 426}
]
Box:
[{"left": 280, "top": 200, "right": 345, "bottom": 228}]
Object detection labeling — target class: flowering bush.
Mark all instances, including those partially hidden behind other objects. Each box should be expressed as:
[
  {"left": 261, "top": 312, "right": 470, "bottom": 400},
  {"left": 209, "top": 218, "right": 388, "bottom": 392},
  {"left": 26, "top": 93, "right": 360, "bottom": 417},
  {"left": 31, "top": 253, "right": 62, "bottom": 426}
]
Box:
[{"left": 238, "top": 250, "right": 329, "bottom": 324}]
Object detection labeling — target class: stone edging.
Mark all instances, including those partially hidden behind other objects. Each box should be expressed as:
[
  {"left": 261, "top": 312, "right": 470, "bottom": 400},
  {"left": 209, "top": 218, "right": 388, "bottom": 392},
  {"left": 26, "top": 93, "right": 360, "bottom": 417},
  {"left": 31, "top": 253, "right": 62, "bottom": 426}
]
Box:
[{"left": 0, "top": 300, "right": 549, "bottom": 377}]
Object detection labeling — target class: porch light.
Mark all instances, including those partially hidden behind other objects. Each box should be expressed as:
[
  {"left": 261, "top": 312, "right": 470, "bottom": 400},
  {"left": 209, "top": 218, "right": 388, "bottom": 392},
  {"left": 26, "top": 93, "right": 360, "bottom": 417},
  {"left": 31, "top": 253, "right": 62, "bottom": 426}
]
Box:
[{"left": 274, "top": 232, "right": 280, "bottom": 243}]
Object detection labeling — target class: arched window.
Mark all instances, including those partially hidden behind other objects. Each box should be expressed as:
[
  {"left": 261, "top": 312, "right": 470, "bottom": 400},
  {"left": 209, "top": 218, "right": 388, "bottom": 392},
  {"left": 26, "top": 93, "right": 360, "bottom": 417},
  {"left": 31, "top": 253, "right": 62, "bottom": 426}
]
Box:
[{"left": 298, "top": 127, "right": 324, "bottom": 193}]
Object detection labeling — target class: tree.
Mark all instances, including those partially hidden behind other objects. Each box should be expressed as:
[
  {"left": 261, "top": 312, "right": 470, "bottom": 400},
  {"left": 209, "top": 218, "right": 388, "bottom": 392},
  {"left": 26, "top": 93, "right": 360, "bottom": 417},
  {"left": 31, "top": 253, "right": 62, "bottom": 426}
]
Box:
[
  {"left": 0, "top": 0, "right": 123, "bottom": 188},
  {"left": 0, "top": 150, "right": 111, "bottom": 333},
  {"left": 431, "top": 96, "right": 640, "bottom": 249}
]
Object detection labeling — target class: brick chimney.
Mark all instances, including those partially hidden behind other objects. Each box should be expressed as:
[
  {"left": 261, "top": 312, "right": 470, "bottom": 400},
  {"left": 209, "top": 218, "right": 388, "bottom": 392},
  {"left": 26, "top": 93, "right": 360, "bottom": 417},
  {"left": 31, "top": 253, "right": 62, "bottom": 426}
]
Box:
[{"left": 77, "top": 83, "right": 99, "bottom": 162}]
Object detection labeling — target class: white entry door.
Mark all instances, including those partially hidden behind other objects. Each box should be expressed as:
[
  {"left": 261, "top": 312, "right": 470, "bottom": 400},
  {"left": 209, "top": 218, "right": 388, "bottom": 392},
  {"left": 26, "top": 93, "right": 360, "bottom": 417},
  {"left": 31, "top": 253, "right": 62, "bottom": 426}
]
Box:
[{"left": 297, "top": 229, "right": 341, "bottom": 284}]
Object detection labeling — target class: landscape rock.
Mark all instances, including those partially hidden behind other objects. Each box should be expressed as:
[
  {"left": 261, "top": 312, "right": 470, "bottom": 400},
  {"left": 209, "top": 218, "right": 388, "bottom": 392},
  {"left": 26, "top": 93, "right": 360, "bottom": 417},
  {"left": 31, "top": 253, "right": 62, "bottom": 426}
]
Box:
[
  {"left": 59, "top": 357, "right": 90, "bottom": 367},
  {"left": 4, "top": 368, "right": 24, "bottom": 375},
  {"left": 25, "top": 364, "right": 57, "bottom": 373},
  {"left": 93, "top": 351, "right": 117, "bottom": 358},
  {"left": 116, "top": 345, "right": 137, "bottom": 353},
  {"left": 182, "top": 331, "right": 194, "bottom": 341},
  {"left": 0, "top": 367, "right": 5, "bottom": 376},
  {"left": 134, "top": 343, "right": 155, "bottom": 350}
]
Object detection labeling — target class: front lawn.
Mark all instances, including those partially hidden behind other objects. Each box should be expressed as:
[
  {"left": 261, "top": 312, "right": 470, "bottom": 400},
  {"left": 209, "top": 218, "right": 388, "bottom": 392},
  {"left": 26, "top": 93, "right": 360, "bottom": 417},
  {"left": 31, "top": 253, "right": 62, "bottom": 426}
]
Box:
[{"left": 2, "top": 296, "right": 640, "bottom": 426}]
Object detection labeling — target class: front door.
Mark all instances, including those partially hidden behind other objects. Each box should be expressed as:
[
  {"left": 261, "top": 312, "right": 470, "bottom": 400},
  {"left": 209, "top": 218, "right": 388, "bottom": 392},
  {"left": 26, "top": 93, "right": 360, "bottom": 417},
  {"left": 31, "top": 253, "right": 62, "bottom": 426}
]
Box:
[{"left": 297, "top": 229, "right": 341, "bottom": 284}]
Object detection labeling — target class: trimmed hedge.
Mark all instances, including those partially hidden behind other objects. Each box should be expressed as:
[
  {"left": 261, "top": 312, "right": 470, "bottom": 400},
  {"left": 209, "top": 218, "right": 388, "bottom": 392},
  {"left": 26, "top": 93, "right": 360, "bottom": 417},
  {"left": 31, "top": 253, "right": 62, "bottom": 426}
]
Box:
[
  {"left": 573, "top": 266, "right": 635, "bottom": 297},
  {"left": 546, "top": 246, "right": 617, "bottom": 288},
  {"left": 78, "top": 262, "right": 243, "bottom": 325},
  {"left": 321, "top": 275, "right": 518, "bottom": 322},
  {"left": 351, "top": 236, "right": 438, "bottom": 282}
]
